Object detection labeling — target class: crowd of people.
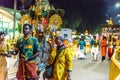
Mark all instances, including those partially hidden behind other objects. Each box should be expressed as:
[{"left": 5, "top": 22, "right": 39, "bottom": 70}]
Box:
[
  {"left": 0, "top": 23, "right": 73, "bottom": 80},
  {"left": 0, "top": 23, "right": 120, "bottom": 80},
  {"left": 77, "top": 34, "right": 120, "bottom": 62}
]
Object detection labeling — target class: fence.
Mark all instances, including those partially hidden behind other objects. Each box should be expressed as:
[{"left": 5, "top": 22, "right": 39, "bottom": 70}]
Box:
[{"left": 109, "top": 48, "right": 120, "bottom": 80}]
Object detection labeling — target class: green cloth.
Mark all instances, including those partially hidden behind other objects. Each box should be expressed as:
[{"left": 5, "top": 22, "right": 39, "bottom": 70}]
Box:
[{"left": 15, "top": 36, "right": 40, "bottom": 61}]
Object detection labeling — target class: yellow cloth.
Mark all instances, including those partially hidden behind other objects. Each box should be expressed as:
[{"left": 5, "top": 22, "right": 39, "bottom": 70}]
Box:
[
  {"left": 48, "top": 47, "right": 73, "bottom": 80},
  {"left": 116, "top": 39, "right": 120, "bottom": 46},
  {"left": 0, "top": 42, "right": 10, "bottom": 80}
]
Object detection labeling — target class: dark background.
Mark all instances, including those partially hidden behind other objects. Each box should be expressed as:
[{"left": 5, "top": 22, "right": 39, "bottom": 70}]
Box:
[{"left": 0, "top": 0, "right": 119, "bottom": 33}]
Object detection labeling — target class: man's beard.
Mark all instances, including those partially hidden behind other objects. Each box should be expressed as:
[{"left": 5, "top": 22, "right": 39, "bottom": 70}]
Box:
[{"left": 23, "top": 32, "right": 29, "bottom": 35}]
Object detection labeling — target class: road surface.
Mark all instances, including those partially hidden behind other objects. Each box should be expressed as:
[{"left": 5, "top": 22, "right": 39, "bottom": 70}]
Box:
[{"left": 72, "top": 53, "right": 110, "bottom": 80}]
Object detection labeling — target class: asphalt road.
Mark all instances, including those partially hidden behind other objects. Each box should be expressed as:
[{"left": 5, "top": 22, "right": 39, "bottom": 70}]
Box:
[{"left": 72, "top": 53, "right": 110, "bottom": 80}]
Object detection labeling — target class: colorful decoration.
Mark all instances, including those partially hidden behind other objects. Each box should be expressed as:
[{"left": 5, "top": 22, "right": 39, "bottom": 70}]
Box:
[
  {"left": 20, "top": 14, "right": 31, "bottom": 24},
  {"left": 49, "top": 14, "right": 62, "bottom": 29},
  {"left": 42, "top": 11, "right": 48, "bottom": 18},
  {"left": 19, "top": 0, "right": 64, "bottom": 37},
  {"left": 85, "top": 30, "right": 88, "bottom": 36},
  {"left": 108, "top": 17, "right": 113, "bottom": 25}
]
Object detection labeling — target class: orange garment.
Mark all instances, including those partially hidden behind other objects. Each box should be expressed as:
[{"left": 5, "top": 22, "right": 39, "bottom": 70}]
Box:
[
  {"left": 16, "top": 60, "right": 37, "bottom": 80},
  {"left": 64, "top": 40, "right": 70, "bottom": 48},
  {"left": 101, "top": 39, "right": 107, "bottom": 56},
  {"left": 108, "top": 48, "right": 113, "bottom": 58}
]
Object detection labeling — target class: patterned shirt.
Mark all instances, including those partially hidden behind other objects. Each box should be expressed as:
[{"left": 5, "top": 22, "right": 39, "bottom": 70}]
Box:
[{"left": 15, "top": 36, "right": 40, "bottom": 61}]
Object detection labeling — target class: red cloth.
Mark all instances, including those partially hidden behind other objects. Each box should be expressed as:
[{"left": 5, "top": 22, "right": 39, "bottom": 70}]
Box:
[
  {"left": 16, "top": 60, "right": 37, "bottom": 80},
  {"left": 108, "top": 48, "right": 113, "bottom": 58},
  {"left": 101, "top": 39, "right": 107, "bottom": 56}
]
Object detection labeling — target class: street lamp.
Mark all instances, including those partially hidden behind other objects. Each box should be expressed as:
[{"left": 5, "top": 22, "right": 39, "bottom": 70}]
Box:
[
  {"left": 117, "top": 14, "right": 120, "bottom": 17},
  {"left": 115, "top": 2, "right": 120, "bottom": 25},
  {"left": 117, "top": 14, "right": 120, "bottom": 24},
  {"left": 115, "top": 2, "right": 120, "bottom": 8}
]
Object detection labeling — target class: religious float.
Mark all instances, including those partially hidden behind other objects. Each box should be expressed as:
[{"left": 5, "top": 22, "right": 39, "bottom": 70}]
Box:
[
  {"left": 19, "top": 0, "right": 64, "bottom": 37},
  {"left": 8, "top": 0, "right": 64, "bottom": 79}
]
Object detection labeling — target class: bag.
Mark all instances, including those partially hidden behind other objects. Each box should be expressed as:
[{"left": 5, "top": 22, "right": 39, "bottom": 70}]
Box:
[
  {"left": 43, "top": 65, "right": 53, "bottom": 79},
  {"left": 44, "top": 47, "right": 65, "bottom": 79}
]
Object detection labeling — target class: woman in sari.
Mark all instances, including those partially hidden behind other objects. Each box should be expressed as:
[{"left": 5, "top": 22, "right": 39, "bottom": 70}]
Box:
[{"left": 0, "top": 31, "right": 11, "bottom": 80}]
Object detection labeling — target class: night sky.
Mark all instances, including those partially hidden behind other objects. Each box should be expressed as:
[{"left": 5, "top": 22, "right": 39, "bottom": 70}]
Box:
[
  {"left": 49, "top": 0, "right": 107, "bottom": 28},
  {"left": 0, "top": 0, "right": 120, "bottom": 32},
  {"left": 49, "top": 0, "right": 120, "bottom": 26}
]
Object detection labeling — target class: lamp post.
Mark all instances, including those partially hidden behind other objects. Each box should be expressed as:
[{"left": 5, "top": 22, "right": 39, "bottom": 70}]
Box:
[
  {"left": 115, "top": 2, "right": 120, "bottom": 8},
  {"left": 115, "top": 2, "right": 120, "bottom": 24},
  {"left": 21, "top": 0, "right": 25, "bottom": 9},
  {"left": 13, "top": 0, "right": 17, "bottom": 39},
  {"left": 0, "top": 12, "right": 3, "bottom": 31},
  {"left": 117, "top": 14, "right": 120, "bottom": 24},
  {"left": 115, "top": 2, "right": 120, "bottom": 33}
]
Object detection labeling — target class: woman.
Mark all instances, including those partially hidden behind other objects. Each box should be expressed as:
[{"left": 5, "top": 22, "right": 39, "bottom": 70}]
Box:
[
  {"left": 0, "top": 31, "right": 11, "bottom": 80},
  {"left": 47, "top": 36, "right": 73, "bottom": 80}
]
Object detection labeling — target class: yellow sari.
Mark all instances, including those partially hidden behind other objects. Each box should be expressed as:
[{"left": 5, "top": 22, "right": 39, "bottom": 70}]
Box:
[{"left": 0, "top": 42, "right": 9, "bottom": 80}]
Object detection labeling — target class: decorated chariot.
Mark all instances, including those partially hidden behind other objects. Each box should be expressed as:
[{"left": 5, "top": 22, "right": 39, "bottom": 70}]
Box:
[{"left": 20, "top": 0, "right": 64, "bottom": 38}]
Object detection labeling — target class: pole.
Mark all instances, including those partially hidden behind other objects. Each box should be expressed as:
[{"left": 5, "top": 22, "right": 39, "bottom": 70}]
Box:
[{"left": 13, "top": 0, "right": 17, "bottom": 39}]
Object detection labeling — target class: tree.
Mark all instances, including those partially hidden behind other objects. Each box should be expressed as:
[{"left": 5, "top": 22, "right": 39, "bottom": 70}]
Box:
[
  {"left": 17, "top": 23, "right": 22, "bottom": 34},
  {"left": 72, "top": 18, "right": 82, "bottom": 30}
]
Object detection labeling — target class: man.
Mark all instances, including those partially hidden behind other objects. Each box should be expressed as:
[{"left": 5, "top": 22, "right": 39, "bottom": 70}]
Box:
[
  {"left": 101, "top": 36, "right": 107, "bottom": 62},
  {"left": 77, "top": 37, "right": 86, "bottom": 60},
  {"left": 45, "top": 36, "right": 72, "bottom": 80},
  {"left": 90, "top": 36, "right": 99, "bottom": 61},
  {"left": 36, "top": 30, "right": 48, "bottom": 79},
  {"left": 13, "top": 24, "right": 40, "bottom": 80}
]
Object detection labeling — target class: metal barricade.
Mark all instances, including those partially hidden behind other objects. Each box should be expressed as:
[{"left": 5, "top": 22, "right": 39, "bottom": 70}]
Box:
[{"left": 109, "top": 48, "right": 120, "bottom": 80}]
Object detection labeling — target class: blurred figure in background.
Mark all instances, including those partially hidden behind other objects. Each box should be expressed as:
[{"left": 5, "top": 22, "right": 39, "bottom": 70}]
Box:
[
  {"left": 107, "top": 35, "right": 114, "bottom": 60},
  {"left": 115, "top": 35, "right": 120, "bottom": 49},
  {"left": 101, "top": 36, "right": 107, "bottom": 62},
  {"left": 90, "top": 36, "right": 99, "bottom": 61},
  {"left": 77, "top": 37, "right": 86, "bottom": 60}
]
